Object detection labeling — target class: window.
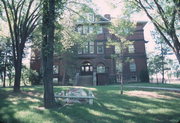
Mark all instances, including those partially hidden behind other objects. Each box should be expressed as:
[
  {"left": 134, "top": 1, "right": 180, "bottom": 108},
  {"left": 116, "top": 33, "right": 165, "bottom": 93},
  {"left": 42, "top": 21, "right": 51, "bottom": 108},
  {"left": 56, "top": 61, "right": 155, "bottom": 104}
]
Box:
[
  {"left": 131, "top": 75, "right": 137, "bottom": 81},
  {"left": 53, "top": 78, "right": 58, "bottom": 83},
  {"left": 89, "top": 26, "right": 94, "bottom": 33},
  {"left": 129, "top": 59, "right": 136, "bottom": 72},
  {"left": 116, "top": 59, "right": 122, "bottom": 72},
  {"left": 128, "top": 44, "right": 135, "bottom": 53},
  {"left": 77, "top": 18, "right": 84, "bottom": 23},
  {"left": 78, "top": 47, "right": 83, "bottom": 54},
  {"left": 81, "top": 62, "right": 93, "bottom": 75},
  {"left": 97, "top": 26, "right": 103, "bottom": 34},
  {"left": 87, "top": 13, "right": 94, "bottom": 22},
  {"left": 77, "top": 26, "right": 83, "bottom": 34},
  {"left": 89, "top": 42, "right": 94, "bottom": 54},
  {"left": 97, "top": 42, "right": 104, "bottom": 54},
  {"left": 97, "top": 64, "right": 105, "bottom": 73},
  {"left": 115, "top": 46, "right": 121, "bottom": 54},
  {"left": 53, "top": 65, "right": 59, "bottom": 74},
  {"left": 78, "top": 42, "right": 94, "bottom": 54},
  {"left": 83, "top": 25, "right": 88, "bottom": 34},
  {"left": 83, "top": 42, "right": 89, "bottom": 54}
]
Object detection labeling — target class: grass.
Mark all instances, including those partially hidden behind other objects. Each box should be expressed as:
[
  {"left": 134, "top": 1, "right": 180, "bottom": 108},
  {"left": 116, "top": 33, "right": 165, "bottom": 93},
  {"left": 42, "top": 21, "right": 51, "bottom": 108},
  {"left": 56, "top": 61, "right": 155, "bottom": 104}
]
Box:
[
  {"left": 124, "top": 83, "right": 180, "bottom": 89},
  {"left": 0, "top": 83, "right": 180, "bottom": 123}
]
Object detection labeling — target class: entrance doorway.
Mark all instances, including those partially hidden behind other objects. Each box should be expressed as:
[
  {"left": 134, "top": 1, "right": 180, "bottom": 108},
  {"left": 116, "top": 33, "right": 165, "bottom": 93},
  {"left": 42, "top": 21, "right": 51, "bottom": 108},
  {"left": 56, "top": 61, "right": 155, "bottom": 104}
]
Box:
[{"left": 80, "top": 62, "right": 93, "bottom": 75}]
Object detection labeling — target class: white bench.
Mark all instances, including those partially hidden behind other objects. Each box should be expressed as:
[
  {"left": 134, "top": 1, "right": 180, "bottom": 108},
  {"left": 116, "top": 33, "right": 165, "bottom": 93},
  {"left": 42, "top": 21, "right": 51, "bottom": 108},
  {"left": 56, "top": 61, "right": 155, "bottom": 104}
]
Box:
[{"left": 54, "top": 90, "right": 95, "bottom": 105}]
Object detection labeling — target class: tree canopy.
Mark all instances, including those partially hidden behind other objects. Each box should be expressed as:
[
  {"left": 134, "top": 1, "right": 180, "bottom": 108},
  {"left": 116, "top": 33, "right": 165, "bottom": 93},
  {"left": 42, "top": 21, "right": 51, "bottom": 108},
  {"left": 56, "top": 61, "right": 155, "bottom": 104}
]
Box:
[{"left": 124, "top": 0, "right": 180, "bottom": 64}]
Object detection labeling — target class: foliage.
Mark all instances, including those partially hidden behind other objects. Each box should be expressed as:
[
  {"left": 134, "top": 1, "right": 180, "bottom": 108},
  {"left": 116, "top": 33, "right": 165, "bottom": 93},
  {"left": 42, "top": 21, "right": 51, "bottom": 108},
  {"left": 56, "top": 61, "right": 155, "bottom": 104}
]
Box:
[
  {"left": 0, "top": 0, "right": 42, "bottom": 92},
  {"left": 124, "top": 0, "right": 180, "bottom": 64},
  {"left": 107, "top": 18, "right": 136, "bottom": 94},
  {"left": 139, "top": 69, "right": 149, "bottom": 83},
  {"left": 0, "top": 37, "right": 14, "bottom": 87},
  {"left": 28, "top": 69, "right": 41, "bottom": 85}
]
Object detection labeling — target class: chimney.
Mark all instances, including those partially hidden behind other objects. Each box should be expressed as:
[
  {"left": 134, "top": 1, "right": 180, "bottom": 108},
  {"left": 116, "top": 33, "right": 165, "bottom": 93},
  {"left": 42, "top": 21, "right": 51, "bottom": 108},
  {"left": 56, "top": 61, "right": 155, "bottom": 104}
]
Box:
[{"left": 104, "top": 14, "right": 111, "bottom": 20}]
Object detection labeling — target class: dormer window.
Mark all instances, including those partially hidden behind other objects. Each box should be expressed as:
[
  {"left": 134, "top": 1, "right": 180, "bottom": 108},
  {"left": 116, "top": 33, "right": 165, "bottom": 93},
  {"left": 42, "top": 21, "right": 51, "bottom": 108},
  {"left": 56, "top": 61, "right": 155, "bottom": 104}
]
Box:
[
  {"left": 87, "top": 13, "right": 94, "bottom": 22},
  {"left": 83, "top": 25, "right": 88, "bottom": 34},
  {"left": 77, "top": 26, "right": 83, "bottom": 34},
  {"left": 89, "top": 26, "right": 94, "bottom": 33},
  {"left": 77, "top": 18, "right": 84, "bottom": 23},
  {"left": 97, "top": 26, "right": 103, "bottom": 34}
]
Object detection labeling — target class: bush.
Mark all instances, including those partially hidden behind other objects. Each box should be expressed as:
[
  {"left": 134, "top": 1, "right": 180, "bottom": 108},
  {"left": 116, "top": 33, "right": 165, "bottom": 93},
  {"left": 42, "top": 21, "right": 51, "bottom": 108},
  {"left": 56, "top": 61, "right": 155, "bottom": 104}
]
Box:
[
  {"left": 139, "top": 69, "right": 149, "bottom": 83},
  {"left": 29, "top": 70, "right": 41, "bottom": 85},
  {"left": 108, "top": 75, "right": 117, "bottom": 84}
]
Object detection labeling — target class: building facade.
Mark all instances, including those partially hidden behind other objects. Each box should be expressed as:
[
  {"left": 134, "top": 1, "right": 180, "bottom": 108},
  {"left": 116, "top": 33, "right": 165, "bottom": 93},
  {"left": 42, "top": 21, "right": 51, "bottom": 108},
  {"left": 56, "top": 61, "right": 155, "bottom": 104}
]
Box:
[{"left": 30, "top": 14, "right": 148, "bottom": 86}]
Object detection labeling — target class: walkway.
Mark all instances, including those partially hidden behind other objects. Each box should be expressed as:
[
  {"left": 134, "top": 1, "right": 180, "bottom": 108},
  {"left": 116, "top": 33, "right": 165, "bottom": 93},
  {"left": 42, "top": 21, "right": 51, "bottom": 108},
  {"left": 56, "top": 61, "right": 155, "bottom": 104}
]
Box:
[{"left": 126, "top": 86, "right": 180, "bottom": 92}]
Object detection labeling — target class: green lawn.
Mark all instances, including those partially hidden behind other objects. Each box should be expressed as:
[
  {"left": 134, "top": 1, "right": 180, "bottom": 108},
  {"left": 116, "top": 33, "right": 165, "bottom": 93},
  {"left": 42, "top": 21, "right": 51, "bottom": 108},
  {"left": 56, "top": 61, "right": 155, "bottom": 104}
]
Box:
[
  {"left": 124, "top": 83, "right": 180, "bottom": 89},
  {"left": 0, "top": 84, "right": 180, "bottom": 123}
]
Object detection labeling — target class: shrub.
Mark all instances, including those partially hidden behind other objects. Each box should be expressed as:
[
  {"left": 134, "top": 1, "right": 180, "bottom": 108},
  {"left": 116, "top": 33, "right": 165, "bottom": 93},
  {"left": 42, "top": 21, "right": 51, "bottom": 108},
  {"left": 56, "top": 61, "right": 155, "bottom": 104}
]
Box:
[
  {"left": 139, "top": 69, "right": 149, "bottom": 83},
  {"left": 29, "top": 70, "right": 41, "bottom": 85}
]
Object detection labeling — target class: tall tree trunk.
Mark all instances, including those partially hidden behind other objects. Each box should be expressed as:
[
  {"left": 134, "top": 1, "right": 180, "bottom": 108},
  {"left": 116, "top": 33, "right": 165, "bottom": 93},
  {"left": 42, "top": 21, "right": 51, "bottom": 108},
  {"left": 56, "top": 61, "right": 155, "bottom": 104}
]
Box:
[
  {"left": 3, "top": 52, "right": 8, "bottom": 87},
  {"left": 62, "top": 71, "right": 66, "bottom": 86},
  {"left": 120, "top": 72, "right": 123, "bottom": 95},
  {"left": 8, "top": 74, "right": 12, "bottom": 86},
  {"left": 3, "top": 66, "right": 6, "bottom": 87},
  {"left": 42, "top": 0, "right": 56, "bottom": 108},
  {"left": 13, "top": 59, "right": 22, "bottom": 92},
  {"left": 175, "top": 51, "right": 180, "bottom": 64}
]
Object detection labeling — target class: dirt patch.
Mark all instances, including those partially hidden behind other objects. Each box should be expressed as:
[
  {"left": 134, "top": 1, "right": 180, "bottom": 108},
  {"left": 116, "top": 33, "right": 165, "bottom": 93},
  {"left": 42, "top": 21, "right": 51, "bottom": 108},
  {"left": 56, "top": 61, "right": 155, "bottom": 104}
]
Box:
[
  {"left": 125, "top": 91, "right": 173, "bottom": 99},
  {"left": 21, "top": 91, "right": 42, "bottom": 97}
]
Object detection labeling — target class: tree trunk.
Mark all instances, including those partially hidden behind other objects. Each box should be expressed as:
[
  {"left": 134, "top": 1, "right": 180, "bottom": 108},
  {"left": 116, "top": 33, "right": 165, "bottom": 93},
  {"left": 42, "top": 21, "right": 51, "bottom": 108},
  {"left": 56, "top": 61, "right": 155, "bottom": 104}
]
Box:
[
  {"left": 3, "top": 52, "right": 8, "bottom": 87},
  {"left": 175, "top": 51, "right": 180, "bottom": 64},
  {"left": 8, "top": 74, "right": 12, "bottom": 86},
  {"left": 13, "top": 60, "right": 22, "bottom": 92},
  {"left": 3, "top": 68, "right": 6, "bottom": 87},
  {"left": 156, "top": 74, "right": 158, "bottom": 84},
  {"left": 42, "top": 0, "right": 56, "bottom": 109},
  {"left": 3, "top": 66, "right": 6, "bottom": 88},
  {"left": 62, "top": 71, "right": 66, "bottom": 86},
  {"left": 120, "top": 72, "right": 123, "bottom": 95}
]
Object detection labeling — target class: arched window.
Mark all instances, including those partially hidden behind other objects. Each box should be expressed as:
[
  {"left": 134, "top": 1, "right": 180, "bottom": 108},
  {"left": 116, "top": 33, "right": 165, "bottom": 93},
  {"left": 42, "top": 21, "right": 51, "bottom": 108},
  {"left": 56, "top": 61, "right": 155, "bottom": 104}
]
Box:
[{"left": 97, "top": 64, "right": 105, "bottom": 73}]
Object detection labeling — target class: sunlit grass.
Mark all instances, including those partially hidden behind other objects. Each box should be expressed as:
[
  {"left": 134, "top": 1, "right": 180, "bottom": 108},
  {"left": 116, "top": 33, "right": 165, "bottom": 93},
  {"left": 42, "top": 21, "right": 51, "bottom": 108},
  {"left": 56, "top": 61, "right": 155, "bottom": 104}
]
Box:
[{"left": 0, "top": 83, "right": 180, "bottom": 123}]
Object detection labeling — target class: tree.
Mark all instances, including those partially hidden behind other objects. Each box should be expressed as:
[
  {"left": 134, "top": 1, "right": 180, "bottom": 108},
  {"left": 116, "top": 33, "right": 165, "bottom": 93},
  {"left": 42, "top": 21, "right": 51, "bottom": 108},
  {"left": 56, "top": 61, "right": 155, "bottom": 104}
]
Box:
[
  {"left": 148, "top": 54, "right": 164, "bottom": 83},
  {"left": 108, "top": 18, "right": 135, "bottom": 94},
  {"left": 124, "top": 0, "right": 180, "bottom": 64},
  {"left": 0, "top": 0, "right": 41, "bottom": 92},
  {"left": 0, "top": 37, "right": 13, "bottom": 87},
  {"left": 151, "top": 30, "right": 172, "bottom": 83},
  {"left": 42, "top": 0, "right": 58, "bottom": 108}
]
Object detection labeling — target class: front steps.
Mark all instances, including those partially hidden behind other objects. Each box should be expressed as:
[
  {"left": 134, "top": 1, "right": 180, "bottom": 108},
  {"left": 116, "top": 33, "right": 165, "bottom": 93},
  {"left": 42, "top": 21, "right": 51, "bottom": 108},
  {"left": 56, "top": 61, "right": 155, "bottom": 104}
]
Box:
[{"left": 77, "top": 75, "right": 93, "bottom": 86}]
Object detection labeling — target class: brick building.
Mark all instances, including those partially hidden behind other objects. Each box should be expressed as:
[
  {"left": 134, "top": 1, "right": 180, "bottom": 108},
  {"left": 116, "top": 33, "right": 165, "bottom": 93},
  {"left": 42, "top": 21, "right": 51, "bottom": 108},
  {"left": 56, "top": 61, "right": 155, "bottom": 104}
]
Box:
[{"left": 30, "top": 14, "right": 148, "bottom": 86}]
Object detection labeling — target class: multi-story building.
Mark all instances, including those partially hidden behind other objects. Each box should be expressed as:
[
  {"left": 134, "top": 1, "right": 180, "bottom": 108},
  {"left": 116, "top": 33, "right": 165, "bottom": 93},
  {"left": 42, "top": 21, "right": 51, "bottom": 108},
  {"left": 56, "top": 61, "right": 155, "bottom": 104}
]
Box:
[{"left": 30, "top": 14, "right": 148, "bottom": 86}]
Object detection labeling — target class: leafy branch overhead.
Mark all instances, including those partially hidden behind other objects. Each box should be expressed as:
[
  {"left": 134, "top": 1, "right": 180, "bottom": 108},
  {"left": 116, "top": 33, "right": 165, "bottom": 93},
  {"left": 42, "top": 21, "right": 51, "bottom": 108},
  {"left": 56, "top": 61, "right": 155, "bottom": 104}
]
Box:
[
  {"left": 124, "top": 0, "right": 180, "bottom": 64},
  {"left": 0, "top": 0, "right": 42, "bottom": 92}
]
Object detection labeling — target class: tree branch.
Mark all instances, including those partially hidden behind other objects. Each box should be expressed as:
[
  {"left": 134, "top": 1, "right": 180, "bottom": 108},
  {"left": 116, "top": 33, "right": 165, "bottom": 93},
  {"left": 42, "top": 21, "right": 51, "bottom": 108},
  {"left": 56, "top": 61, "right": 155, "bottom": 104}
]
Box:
[{"left": 135, "top": 0, "right": 174, "bottom": 50}]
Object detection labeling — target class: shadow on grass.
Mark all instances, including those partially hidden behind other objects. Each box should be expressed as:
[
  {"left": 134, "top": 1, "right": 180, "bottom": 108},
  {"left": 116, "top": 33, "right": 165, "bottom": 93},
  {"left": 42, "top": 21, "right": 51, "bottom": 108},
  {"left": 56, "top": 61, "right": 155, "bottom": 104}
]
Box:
[
  {"left": 0, "top": 89, "right": 21, "bottom": 123},
  {"left": 0, "top": 85, "right": 180, "bottom": 123}
]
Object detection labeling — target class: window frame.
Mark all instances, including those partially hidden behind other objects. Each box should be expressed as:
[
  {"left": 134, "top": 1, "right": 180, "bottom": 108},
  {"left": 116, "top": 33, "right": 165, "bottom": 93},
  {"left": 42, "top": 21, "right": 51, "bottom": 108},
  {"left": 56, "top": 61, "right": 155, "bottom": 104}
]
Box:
[
  {"left": 97, "top": 64, "right": 106, "bottom": 73},
  {"left": 128, "top": 44, "right": 135, "bottom": 53},
  {"left": 53, "top": 65, "right": 59, "bottom": 74},
  {"left": 97, "top": 42, "right": 104, "bottom": 54},
  {"left": 129, "top": 59, "right": 136, "bottom": 72}
]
